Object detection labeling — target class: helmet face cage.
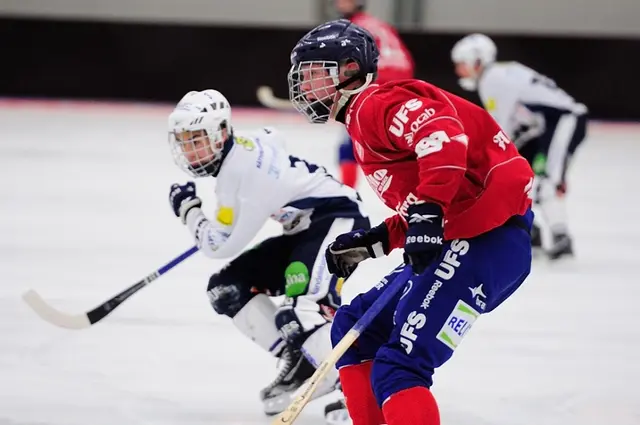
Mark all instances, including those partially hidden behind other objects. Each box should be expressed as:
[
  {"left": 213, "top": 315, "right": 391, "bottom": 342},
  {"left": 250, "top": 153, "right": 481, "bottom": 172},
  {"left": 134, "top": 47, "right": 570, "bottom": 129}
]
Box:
[
  {"left": 288, "top": 60, "right": 341, "bottom": 123},
  {"left": 168, "top": 122, "right": 226, "bottom": 177},
  {"left": 287, "top": 20, "right": 380, "bottom": 123}
]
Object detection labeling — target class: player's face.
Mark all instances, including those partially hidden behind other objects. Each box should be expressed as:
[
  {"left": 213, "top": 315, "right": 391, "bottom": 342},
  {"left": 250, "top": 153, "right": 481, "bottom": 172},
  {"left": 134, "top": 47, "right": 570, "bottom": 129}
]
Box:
[
  {"left": 334, "top": 0, "right": 358, "bottom": 15},
  {"left": 454, "top": 62, "right": 474, "bottom": 79},
  {"left": 176, "top": 130, "right": 215, "bottom": 167},
  {"left": 299, "top": 63, "right": 338, "bottom": 102},
  {"left": 289, "top": 60, "right": 364, "bottom": 122}
]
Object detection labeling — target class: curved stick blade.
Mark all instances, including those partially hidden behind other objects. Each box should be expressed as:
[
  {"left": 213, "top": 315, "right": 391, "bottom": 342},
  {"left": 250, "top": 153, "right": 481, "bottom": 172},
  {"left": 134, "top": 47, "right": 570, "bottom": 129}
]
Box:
[
  {"left": 22, "top": 290, "right": 91, "bottom": 330},
  {"left": 257, "top": 86, "right": 294, "bottom": 110}
]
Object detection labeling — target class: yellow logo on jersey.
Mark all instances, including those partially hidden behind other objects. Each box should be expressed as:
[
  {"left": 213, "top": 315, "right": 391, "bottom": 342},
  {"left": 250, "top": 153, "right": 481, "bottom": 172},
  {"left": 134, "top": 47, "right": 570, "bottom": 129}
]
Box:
[
  {"left": 486, "top": 97, "right": 497, "bottom": 112},
  {"left": 335, "top": 277, "right": 345, "bottom": 296},
  {"left": 216, "top": 207, "right": 234, "bottom": 226},
  {"left": 234, "top": 136, "right": 255, "bottom": 151}
]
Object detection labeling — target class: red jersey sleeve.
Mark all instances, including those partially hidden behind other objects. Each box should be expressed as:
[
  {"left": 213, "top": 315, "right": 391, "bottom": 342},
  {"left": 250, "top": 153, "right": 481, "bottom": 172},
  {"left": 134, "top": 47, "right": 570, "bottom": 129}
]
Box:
[
  {"left": 383, "top": 214, "right": 408, "bottom": 252},
  {"left": 384, "top": 97, "right": 468, "bottom": 212}
]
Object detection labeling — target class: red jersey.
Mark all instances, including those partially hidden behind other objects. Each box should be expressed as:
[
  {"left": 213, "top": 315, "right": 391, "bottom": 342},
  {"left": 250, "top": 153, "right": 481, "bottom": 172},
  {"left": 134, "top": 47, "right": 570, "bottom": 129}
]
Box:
[
  {"left": 345, "top": 80, "right": 534, "bottom": 251},
  {"left": 349, "top": 12, "right": 414, "bottom": 83}
]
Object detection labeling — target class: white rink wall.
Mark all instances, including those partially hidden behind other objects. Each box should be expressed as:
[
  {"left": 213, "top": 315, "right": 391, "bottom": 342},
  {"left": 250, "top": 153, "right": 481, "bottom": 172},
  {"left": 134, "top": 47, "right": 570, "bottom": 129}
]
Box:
[{"left": 1, "top": 99, "right": 639, "bottom": 425}]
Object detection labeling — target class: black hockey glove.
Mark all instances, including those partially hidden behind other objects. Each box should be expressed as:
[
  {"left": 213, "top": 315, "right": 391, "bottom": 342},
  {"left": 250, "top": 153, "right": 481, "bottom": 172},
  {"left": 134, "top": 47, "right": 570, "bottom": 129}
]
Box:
[
  {"left": 325, "top": 223, "right": 390, "bottom": 278},
  {"left": 169, "top": 182, "right": 202, "bottom": 224},
  {"left": 404, "top": 202, "right": 444, "bottom": 274}
]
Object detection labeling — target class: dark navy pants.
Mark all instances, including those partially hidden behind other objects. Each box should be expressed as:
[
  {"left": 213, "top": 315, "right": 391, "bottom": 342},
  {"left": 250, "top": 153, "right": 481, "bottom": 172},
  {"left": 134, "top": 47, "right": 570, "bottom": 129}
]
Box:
[{"left": 331, "top": 210, "right": 534, "bottom": 405}]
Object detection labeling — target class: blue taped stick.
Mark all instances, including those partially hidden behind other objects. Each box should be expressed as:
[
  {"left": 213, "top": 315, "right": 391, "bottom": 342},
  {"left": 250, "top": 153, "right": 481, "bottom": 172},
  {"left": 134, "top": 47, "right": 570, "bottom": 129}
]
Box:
[{"left": 158, "top": 245, "right": 199, "bottom": 275}]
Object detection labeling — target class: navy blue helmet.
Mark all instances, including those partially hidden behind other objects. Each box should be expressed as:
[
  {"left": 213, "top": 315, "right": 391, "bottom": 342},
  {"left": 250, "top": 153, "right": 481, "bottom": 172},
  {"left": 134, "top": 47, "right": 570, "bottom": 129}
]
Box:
[{"left": 288, "top": 19, "right": 379, "bottom": 123}]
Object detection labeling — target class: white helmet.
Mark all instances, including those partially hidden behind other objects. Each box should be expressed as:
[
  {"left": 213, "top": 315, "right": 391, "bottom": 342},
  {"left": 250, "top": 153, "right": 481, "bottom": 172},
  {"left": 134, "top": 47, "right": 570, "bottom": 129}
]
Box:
[
  {"left": 451, "top": 34, "right": 497, "bottom": 91},
  {"left": 168, "top": 89, "right": 232, "bottom": 177}
]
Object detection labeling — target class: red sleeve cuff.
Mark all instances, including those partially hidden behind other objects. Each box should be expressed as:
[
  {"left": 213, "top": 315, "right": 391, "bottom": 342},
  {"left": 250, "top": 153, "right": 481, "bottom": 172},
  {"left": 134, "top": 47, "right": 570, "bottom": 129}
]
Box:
[{"left": 383, "top": 215, "right": 408, "bottom": 252}]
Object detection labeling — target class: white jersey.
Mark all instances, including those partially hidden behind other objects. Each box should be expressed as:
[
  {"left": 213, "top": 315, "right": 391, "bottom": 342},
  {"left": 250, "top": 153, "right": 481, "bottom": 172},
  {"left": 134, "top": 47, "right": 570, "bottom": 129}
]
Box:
[
  {"left": 185, "top": 127, "right": 366, "bottom": 259},
  {"left": 478, "top": 61, "right": 587, "bottom": 144}
]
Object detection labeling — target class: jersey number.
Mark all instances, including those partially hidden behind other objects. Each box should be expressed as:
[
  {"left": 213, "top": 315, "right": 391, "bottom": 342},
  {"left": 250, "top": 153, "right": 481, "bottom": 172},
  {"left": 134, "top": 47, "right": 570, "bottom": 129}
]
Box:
[
  {"left": 288, "top": 155, "right": 351, "bottom": 190},
  {"left": 289, "top": 155, "right": 323, "bottom": 173},
  {"left": 414, "top": 131, "right": 450, "bottom": 158}
]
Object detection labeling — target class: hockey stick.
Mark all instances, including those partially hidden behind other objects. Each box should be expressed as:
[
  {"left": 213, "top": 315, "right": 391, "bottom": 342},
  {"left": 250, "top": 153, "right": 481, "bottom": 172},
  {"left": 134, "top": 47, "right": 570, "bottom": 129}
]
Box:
[
  {"left": 22, "top": 245, "right": 199, "bottom": 329},
  {"left": 272, "top": 265, "right": 414, "bottom": 425},
  {"left": 256, "top": 86, "right": 295, "bottom": 110}
]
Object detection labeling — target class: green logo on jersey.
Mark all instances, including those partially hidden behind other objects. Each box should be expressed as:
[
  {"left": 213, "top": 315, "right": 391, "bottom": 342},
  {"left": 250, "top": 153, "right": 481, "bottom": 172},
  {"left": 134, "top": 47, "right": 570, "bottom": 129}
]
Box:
[{"left": 285, "top": 261, "right": 310, "bottom": 297}]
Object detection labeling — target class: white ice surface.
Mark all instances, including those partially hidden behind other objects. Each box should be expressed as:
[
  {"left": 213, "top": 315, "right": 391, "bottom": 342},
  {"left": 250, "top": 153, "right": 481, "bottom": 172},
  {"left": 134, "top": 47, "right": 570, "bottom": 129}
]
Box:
[{"left": 1, "top": 103, "right": 639, "bottom": 425}]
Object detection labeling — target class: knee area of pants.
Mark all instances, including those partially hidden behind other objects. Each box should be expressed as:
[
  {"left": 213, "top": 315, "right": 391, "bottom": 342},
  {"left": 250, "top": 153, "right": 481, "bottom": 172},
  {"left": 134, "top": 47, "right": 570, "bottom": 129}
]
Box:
[
  {"left": 370, "top": 358, "right": 433, "bottom": 405},
  {"left": 206, "top": 274, "right": 248, "bottom": 318},
  {"left": 369, "top": 357, "right": 393, "bottom": 387}
]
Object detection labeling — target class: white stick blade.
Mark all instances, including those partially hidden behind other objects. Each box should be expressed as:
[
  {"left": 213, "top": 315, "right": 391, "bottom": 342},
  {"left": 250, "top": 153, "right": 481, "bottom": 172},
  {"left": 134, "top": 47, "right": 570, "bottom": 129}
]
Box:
[
  {"left": 22, "top": 290, "right": 91, "bottom": 330},
  {"left": 257, "top": 86, "right": 294, "bottom": 110}
]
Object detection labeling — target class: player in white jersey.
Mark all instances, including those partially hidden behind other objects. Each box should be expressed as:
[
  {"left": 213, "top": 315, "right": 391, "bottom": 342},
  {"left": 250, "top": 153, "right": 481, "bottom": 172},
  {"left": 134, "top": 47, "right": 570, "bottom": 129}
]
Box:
[
  {"left": 166, "top": 89, "right": 370, "bottom": 415},
  {"left": 451, "top": 33, "right": 588, "bottom": 260}
]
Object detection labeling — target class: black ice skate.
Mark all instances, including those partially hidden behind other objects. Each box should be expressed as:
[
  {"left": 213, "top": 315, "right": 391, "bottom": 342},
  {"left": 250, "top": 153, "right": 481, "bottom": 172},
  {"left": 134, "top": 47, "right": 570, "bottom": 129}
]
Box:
[
  {"left": 325, "top": 398, "right": 352, "bottom": 425},
  {"left": 546, "top": 233, "right": 574, "bottom": 260},
  {"left": 260, "top": 345, "right": 315, "bottom": 416}
]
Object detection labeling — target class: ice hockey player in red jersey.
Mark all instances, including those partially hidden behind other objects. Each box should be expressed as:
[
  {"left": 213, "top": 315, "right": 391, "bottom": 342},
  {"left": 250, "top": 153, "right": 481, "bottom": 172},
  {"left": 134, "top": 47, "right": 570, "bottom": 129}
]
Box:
[
  {"left": 288, "top": 19, "right": 535, "bottom": 425},
  {"left": 333, "top": 0, "right": 414, "bottom": 189}
]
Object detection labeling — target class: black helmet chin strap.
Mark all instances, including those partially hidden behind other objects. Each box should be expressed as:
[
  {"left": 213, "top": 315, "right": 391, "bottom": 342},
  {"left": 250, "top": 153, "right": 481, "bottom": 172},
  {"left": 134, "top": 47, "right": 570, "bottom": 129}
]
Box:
[
  {"left": 332, "top": 69, "right": 372, "bottom": 121},
  {"left": 336, "top": 71, "right": 366, "bottom": 91}
]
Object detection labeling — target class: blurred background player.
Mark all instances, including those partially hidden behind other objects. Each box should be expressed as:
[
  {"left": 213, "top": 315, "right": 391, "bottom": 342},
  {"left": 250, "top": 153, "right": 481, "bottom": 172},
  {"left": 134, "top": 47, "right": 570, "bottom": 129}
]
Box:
[
  {"left": 166, "top": 89, "right": 371, "bottom": 415},
  {"left": 332, "top": 0, "right": 414, "bottom": 189},
  {"left": 451, "top": 34, "right": 588, "bottom": 260}
]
